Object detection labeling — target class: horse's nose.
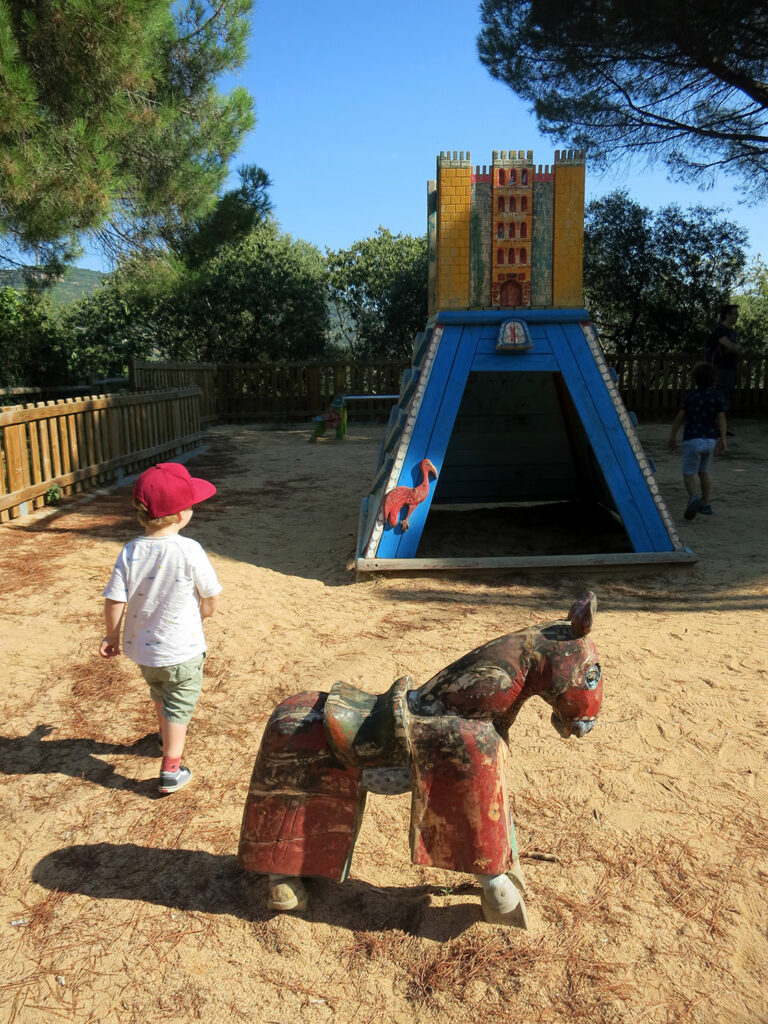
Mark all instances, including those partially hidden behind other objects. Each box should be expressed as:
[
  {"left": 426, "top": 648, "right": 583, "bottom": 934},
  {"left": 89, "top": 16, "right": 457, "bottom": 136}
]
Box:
[{"left": 570, "top": 718, "right": 596, "bottom": 738}]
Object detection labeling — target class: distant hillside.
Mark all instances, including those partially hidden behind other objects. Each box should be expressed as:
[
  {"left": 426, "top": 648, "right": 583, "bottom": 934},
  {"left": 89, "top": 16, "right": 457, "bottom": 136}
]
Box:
[
  {"left": 0, "top": 265, "right": 105, "bottom": 305},
  {"left": 50, "top": 266, "right": 106, "bottom": 305}
]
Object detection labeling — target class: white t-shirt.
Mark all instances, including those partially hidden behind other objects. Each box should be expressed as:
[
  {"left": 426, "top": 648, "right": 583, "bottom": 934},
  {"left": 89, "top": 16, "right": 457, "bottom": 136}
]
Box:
[{"left": 103, "top": 534, "right": 223, "bottom": 667}]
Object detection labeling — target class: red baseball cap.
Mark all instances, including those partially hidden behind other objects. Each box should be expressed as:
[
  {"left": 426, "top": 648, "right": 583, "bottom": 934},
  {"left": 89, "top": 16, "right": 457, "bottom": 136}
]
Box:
[{"left": 133, "top": 462, "right": 216, "bottom": 519}]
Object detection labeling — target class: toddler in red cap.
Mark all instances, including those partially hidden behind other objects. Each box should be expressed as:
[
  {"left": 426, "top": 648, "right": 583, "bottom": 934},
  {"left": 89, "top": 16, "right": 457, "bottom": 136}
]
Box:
[{"left": 100, "top": 462, "right": 222, "bottom": 794}]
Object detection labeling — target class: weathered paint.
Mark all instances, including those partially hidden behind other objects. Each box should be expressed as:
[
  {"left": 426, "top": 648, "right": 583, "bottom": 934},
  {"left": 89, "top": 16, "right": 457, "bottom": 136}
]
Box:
[
  {"left": 436, "top": 153, "right": 473, "bottom": 310},
  {"left": 237, "top": 692, "right": 366, "bottom": 882},
  {"left": 237, "top": 594, "right": 603, "bottom": 884},
  {"left": 469, "top": 178, "right": 492, "bottom": 309},
  {"left": 552, "top": 152, "right": 585, "bottom": 307},
  {"left": 531, "top": 177, "right": 554, "bottom": 306},
  {"left": 429, "top": 148, "right": 585, "bottom": 313},
  {"left": 490, "top": 152, "right": 534, "bottom": 307}
]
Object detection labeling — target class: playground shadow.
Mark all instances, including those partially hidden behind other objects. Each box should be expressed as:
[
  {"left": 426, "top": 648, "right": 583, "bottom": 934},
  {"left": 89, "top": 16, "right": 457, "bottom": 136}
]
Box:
[
  {"left": 11, "top": 426, "right": 368, "bottom": 587},
  {"left": 376, "top": 568, "right": 768, "bottom": 613},
  {"left": 0, "top": 725, "right": 163, "bottom": 798},
  {"left": 8, "top": 421, "right": 768, "bottom": 602},
  {"left": 31, "top": 842, "right": 479, "bottom": 939}
]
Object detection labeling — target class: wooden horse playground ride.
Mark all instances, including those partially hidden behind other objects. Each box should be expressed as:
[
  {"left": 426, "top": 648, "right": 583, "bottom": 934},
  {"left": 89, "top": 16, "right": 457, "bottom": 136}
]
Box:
[{"left": 238, "top": 593, "right": 603, "bottom": 927}]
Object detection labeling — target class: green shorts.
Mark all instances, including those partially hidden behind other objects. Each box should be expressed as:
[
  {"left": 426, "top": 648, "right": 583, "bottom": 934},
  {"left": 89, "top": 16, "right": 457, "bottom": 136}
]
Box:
[{"left": 139, "top": 653, "right": 206, "bottom": 725}]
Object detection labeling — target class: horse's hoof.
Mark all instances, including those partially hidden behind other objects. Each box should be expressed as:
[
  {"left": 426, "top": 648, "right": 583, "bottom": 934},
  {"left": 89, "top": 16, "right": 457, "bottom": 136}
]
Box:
[
  {"left": 508, "top": 858, "right": 527, "bottom": 895},
  {"left": 481, "top": 891, "right": 529, "bottom": 929},
  {"left": 267, "top": 875, "right": 307, "bottom": 912}
]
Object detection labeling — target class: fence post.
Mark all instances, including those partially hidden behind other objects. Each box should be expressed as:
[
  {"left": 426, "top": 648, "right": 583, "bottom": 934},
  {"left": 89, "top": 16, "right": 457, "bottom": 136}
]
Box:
[
  {"left": 128, "top": 357, "right": 138, "bottom": 392},
  {"left": 307, "top": 365, "right": 321, "bottom": 414}
]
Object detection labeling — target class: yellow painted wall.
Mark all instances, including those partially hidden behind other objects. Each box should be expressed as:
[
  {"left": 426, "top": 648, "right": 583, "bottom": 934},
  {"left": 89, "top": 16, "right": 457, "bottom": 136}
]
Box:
[
  {"left": 551, "top": 154, "right": 585, "bottom": 307},
  {"left": 436, "top": 158, "right": 472, "bottom": 310}
]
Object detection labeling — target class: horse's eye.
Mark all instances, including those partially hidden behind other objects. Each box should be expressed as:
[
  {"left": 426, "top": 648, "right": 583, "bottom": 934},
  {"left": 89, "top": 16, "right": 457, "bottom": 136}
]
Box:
[{"left": 584, "top": 664, "right": 601, "bottom": 690}]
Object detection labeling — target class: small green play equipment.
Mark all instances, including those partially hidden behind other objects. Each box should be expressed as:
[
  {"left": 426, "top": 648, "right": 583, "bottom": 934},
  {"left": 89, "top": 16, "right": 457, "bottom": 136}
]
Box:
[{"left": 310, "top": 393, "right": 399, "bottom": 442}]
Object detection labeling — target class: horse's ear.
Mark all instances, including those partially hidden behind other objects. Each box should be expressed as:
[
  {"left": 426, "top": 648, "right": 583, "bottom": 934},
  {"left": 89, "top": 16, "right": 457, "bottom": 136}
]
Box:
[{"left": 568, "top": 592, "right": 597, "bottom": 637}]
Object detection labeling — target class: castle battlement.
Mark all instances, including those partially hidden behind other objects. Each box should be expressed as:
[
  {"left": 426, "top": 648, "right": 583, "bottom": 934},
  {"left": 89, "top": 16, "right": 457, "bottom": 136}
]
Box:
[
  {"left": 554, "top": 149, "right": 586, "bottom": 164},
  {"left": 438, "top": 150, "right": 472, "bottom": 167}
]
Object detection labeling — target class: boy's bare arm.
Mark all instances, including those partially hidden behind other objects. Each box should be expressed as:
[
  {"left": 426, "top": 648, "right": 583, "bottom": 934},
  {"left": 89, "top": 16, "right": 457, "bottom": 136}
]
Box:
[
  {"left": 668, "top": 409, "right": 686, "bottom": 449},
  {"left": 100, "top": 599, "right": 126, "bottom": 658},
  {"left": 200, "top": 594, "right": 219, "bottom": 619},
  {"left": 716, "top": 411, "right": 727, "bottom": 453}
]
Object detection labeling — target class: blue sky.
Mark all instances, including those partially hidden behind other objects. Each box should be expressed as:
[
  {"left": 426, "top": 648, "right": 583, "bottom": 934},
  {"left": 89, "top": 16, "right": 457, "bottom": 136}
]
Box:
[{"left": 82, "top": 0, "right": 768, "bottom": 267}]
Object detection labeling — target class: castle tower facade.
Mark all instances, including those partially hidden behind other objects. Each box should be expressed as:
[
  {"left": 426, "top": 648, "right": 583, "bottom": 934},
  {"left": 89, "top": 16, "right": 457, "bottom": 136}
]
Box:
[{"left": 427, "top": 148, "right": 586, "bottom": 316}]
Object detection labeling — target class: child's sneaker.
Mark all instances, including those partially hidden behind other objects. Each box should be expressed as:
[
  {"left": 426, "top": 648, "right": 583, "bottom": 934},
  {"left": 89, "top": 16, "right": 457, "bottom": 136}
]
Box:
[
  {"left": 684, "top": 496, "right": 701, "bottom": 520},
  {"left": 158, "top": 765, "right": 193, "bottom": 794},
  {"left": 699, "top": 504, "right": 713, "bottom": 515}
]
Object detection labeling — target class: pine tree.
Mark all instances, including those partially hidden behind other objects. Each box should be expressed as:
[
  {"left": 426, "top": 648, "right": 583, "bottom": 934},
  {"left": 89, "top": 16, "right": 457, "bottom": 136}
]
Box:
[
  {"left": 0, "top": 0, "right": 255, "bottom": 265},
  {"left": 478, "top": 0, "right": 768, "bottom": 200}
]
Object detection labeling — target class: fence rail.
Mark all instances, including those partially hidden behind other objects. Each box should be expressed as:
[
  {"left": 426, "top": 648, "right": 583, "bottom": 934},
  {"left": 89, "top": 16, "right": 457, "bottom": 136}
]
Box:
[
  {"left": 0, "top": 378, "right": 129, "bottom": 406},
  {"left": 130, "top": 359, "right": 406, "bottom": 423},
  {"left": 0, "top": 388, "right": 202, "bottom": 521},
  {"left": 131, "top": 352, "right": 768, "bottom": 422},
  {"left": 130, "top": 361, "right": 218, "bottom": 425},
  {"left": 608, "top": 352, "right": 768, "bottom": 416}
]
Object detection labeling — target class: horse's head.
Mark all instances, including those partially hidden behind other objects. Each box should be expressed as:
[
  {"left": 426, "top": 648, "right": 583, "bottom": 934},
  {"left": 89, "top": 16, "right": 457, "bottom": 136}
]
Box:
[
  {"left": 547, "top": 647, "right": 602, "bottom": 739},
  {"left": 524, "top": 593, "right": 603, "bottom": 739}
]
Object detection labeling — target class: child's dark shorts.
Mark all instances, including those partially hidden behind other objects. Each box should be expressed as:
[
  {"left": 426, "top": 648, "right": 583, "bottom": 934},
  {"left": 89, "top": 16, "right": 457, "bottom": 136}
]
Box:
[{"left": 140, "top": 653, "right": 206, "bottom": 724}]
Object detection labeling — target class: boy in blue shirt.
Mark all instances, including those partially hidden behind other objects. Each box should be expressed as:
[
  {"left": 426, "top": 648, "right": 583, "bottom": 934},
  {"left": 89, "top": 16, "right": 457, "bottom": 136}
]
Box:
[{"left": 668, "top": 362, "right": 727, "bottom": 520}]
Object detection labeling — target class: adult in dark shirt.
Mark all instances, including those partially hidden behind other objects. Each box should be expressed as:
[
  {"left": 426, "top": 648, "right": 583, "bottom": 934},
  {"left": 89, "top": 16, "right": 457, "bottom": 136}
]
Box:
[
  {"left": 668, "top": 361, "right": 727, "bottom": 520},
  {"left": 706, "top": 304, "right": 744, "bottom": 409}
]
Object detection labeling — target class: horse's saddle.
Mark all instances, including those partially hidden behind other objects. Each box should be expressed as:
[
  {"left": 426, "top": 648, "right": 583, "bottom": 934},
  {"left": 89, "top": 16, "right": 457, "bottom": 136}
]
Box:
[{"left": 324, "top": 676, "right": 413, "bottom": 794}]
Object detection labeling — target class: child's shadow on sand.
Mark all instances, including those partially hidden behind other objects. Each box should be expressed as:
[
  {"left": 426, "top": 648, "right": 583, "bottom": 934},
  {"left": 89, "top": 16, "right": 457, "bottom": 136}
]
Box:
[
  {"left": 0, "top": 725, "right": 161, "bottom": 797},
  {"left": 32, "top": 842, "right": 479, "bottom": 940}
]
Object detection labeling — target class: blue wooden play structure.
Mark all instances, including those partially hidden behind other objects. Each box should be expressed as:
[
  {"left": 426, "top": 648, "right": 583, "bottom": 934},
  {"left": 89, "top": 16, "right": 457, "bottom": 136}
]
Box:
[{"left": 355, "top": 310, "right": 695, "bottom": 570}]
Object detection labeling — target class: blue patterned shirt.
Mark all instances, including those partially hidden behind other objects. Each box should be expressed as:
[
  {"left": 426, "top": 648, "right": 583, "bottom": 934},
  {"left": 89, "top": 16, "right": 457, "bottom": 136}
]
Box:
[{"left": 682, "top": 387, "right": 727, "bottom": 441}]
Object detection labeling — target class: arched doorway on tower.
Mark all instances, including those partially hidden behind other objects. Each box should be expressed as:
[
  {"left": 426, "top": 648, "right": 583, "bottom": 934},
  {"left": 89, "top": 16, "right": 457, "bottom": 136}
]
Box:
[{"left": 500, "top": 279, "right": 522, "bottom": 307}]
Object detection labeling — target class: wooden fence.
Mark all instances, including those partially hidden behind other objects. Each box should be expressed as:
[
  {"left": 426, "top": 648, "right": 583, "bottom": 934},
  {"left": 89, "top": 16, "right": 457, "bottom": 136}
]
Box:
[
  {"left": 609, "top": 352, "right": 768, "bottom": 417},
  {"left": 130, "top": 361, "right": 218, "bottom": 426},
  {"left": 0, "top": 378, "right": 129, "bottom": 406},
  {"left": 131, "top": 352, "right": 768, "bottom": 422},
  {"left": 130, "top": 359, "right": 406, "bottom": 423},
  {"left": 0, "top": 388, "right": 202, "bottom": 521}
]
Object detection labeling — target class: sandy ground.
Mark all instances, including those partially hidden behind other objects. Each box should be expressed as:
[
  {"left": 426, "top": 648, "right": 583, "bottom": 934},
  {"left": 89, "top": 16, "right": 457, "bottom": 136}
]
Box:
[{"left": 1, "top": 417, "right": 767, "bottom": 1024}]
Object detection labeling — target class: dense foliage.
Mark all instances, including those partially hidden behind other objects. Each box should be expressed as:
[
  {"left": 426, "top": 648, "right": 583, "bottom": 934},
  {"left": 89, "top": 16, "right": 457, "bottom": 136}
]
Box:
[
  {"left": 326, "top": 228, "right": 428, "bottom": 359},
  {"left": 0, "top": 288, "right": 69, "bottom": 385},
  {"left": 734, "top": 261, "right": 768, "bottom": 352},
  {"left": 182, "top": 222, "right": 329, "bottom": 362},
  {"left": 0, "top": 0, "right": 255, "bottom": 270},
  {"left": 583, "top": 191, "right": 748, "bottom": 353},
  {"left": 56, "top": 221, "right": 329, "bottom": 377},
  {"left": 477, "top": 0, "right": 768, "bottom": 200},
  {"left": 3, "top": 225, "right": 427, "bottom": 384},
  {"left": 5, "top": 197, "right": 764, "bottom": 388}
]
